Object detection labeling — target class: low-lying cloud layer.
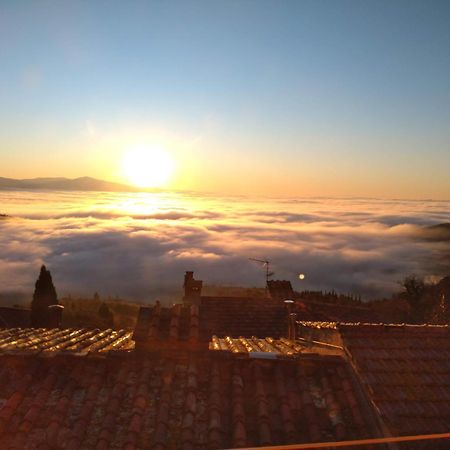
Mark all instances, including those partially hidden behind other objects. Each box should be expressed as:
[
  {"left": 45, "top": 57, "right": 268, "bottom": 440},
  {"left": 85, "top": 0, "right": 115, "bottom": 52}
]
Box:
[{"left": 1, "top": 191, "right": 449, "bottom": 304}]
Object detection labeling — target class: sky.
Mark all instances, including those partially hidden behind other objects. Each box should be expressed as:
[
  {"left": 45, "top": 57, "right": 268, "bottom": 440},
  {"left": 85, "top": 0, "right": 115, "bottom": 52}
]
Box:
[{"left": 1, "top": 0, "right": 450, "bottom": 199}]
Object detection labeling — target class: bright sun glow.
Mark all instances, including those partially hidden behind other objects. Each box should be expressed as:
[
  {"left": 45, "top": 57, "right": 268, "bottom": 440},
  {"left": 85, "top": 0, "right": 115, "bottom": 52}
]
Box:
[{"left": 122, "top": 146, "right": 174, "bottom": 188}]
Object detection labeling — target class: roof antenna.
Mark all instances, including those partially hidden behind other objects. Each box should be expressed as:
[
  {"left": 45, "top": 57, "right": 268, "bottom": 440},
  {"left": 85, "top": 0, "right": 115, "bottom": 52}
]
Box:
[{"left": 249, "top": 258, "right": 274, "bottom": 288}]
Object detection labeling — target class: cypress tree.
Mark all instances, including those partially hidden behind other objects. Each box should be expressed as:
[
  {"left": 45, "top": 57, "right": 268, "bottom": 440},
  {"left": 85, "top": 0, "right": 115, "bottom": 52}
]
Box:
[{"left": 30, "top": 265, "right": 58, "bottom": 327}]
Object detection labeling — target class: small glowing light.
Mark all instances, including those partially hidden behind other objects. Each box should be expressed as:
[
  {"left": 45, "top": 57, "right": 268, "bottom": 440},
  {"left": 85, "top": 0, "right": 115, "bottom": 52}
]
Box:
[{"left": 299, "top": 273, "right": 305, "bottom": 280}]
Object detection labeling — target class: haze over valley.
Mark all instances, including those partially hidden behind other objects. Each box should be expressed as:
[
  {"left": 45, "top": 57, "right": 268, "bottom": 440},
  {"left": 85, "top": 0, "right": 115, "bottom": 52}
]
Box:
[{"left": 1, "top": 189, "right": 448, "bottom": 304}]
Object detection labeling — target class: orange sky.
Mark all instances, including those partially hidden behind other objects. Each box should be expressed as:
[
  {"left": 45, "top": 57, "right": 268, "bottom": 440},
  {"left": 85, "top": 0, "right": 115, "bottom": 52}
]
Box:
[{"left": 1, "top": 2, "right": 450, "bottom": 200}]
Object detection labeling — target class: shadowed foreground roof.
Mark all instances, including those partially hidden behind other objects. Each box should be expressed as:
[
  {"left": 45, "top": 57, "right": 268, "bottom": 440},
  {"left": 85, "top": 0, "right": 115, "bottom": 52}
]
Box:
[
  {"left": 0, "top": 351, "right": 382, "bottom": 450},
  {"left": 339, "top": 323, "right": 450, "bottom": 439},
  {"left": 4, "top": 321, "right": 449, "bottom": 449},
  {"left": 298, "top": 321, "right": 450, "bottom": 447}
]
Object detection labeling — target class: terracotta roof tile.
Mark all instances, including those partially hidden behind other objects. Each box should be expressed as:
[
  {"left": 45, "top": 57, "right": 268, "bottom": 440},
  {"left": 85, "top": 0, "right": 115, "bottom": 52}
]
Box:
[
  {"left": 133, "top": 304, "right": 207, "bottom": 349},
  {"left": 0, "top": 328, "right": 134, "bottom": 355},
  {"left": 0, "top": 325, "right": 389, "bottom": 449},
  {"left": 209, "top": 335, "right": 309, "bottom": 357},
  {"left": 202, "top": 296, "right": 382, "bottom": 331},
  {"left": 0, "top": 353, "right": 382, "bottom": 449},
  {"left": 135, "top": 298, "right": 382, "bottom": 350},
  {"left": 337, "top": 323, "right": 450, "bottom": 443},
  {"left": 200, "top": 297, "right": 288, "bottom": 338}
]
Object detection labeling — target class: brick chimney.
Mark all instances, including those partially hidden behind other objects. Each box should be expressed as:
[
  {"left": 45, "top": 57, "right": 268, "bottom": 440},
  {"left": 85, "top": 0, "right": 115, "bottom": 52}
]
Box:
[{"left": 183, "top": 271, "right": 203, "bottom": 305}]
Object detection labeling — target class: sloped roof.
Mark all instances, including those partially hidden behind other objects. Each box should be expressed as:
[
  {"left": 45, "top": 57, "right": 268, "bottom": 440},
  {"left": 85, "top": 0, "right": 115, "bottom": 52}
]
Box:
[
  {"left": 0, "top": 307, "right": 30, "bottom": 328},
  {"left": 0, "top": 351, "right": 383, "bottom": 449},
  {"left": 132, "top": 304, "right": 200, "bottom": 345},
  {"left": 338, "top": 324, "right": 450, "bottom": 439},
  {"left": 296, "top": 301, "right": 383, "bottom": 323},
  {"left": 133, "top": 297, "right": 385, "bottom": 350},
  {"left": 0, "top": 328, "right": 134, "bottom": 355},
  {"left": 267, "top": 280, "right": 294, "bottom": 298},
  {"left": 298, "top": 321, "right": 450, "bottom": 445},
  {"left": 200, "top": 296, "right": 288, "bottom": 338},
  {"left": 209, "top": 336, "right": 306, "bottom": 357},
  {"left": 5, "top": 319, "right": 449, "bottom": 448},
  {"left": 133, "top": 299, "right": 290, "bottom": 345}
]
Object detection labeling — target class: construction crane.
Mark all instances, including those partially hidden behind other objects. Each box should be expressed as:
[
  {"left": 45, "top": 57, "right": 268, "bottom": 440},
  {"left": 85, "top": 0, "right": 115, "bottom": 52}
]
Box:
[{"left": 249, "top": 258, "right": 274, "bottom": 286}]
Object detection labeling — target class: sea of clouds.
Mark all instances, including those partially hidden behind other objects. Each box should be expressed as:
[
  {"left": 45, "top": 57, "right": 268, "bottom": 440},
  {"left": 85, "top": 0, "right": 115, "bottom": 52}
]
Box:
[{"left": 0, "top": 190, "right": 448, "bottom": 304}]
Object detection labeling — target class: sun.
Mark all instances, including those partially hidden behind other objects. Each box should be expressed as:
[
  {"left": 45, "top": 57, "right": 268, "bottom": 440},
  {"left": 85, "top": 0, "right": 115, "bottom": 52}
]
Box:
[{"left": 122, "top": 146, "right": 174, "bottom": 188}]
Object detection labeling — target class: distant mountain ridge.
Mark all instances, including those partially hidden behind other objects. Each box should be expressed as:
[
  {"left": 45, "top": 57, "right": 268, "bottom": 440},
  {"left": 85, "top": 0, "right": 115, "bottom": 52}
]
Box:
[{"left": 0, "top": 176, "right": 138, "bottom": 192}]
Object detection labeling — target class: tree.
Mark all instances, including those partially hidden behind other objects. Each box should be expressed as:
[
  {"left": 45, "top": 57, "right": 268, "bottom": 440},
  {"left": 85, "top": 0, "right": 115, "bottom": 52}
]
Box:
[
  {"left": 401, "top": 275, "right": 428, "bottom": 323},
  {"left": 30, "top": 265, "right": 58, "bottom": 327}
]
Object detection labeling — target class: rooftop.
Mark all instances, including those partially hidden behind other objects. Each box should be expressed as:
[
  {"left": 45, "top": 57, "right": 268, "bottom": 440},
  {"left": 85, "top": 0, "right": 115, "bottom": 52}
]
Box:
[
  {"left": 0, "top": 327, "right": 134, "bottom": 356},
  {"left": 339, "top": 323, "right": 450, "bottom": 438},
  {"left": 1, "top": 296, "right": 450, "bottom": 450},
  {"left": 133, "top": 299, "right": 290, "bottom": 348},
  {"left": 298, "top": 322, "right": 450, "bottom": 443},
  {"left": 0, "top": 351, "right": 383, "bottom": 450}
]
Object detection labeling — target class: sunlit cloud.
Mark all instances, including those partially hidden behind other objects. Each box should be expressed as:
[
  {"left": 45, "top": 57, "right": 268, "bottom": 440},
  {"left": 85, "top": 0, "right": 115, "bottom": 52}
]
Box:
[{"left": 0, "top": 191, "right": 448, "bottom": 304}]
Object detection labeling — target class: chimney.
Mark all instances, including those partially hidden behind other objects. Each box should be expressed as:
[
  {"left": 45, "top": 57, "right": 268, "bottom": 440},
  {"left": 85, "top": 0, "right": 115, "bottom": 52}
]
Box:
[
  {"left": 47, "top": 304, "right": 64, "bottom": 328},
  {"left": 284, "top": 299, "right": 296, "bottom": 340},
  {"left": 183, "top": 271, "right": 203, "bottom": 305},
  {"left": 184, "top": 271, "right": 194, "bottom": 291}
]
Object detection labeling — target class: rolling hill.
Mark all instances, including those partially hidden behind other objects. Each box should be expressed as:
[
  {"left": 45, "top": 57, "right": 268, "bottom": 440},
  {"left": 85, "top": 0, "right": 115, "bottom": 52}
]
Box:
[{"left": 0, "top": 176, "right": 137, "bottom": 192}]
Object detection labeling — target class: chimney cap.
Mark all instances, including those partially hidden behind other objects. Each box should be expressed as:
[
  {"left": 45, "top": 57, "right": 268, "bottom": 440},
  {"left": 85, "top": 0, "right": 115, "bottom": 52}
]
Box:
[{"left": 47, "top": 304, "right": 64, "bottom": 310}]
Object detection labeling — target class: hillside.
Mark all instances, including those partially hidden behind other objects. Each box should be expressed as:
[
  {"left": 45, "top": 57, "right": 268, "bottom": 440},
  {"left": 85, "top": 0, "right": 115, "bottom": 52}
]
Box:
[
  {"left": 0, "top": 176, "right": 136, "bottom": 192},
  {"left": 421, "top": 223, "right": 450, "bottom": 241}
]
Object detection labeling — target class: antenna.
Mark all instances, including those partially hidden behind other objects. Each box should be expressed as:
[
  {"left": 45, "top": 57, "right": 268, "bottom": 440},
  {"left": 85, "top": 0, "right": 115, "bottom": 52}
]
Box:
[{"left": 249, "top": 258, "right": 274, "bottom": 286}]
